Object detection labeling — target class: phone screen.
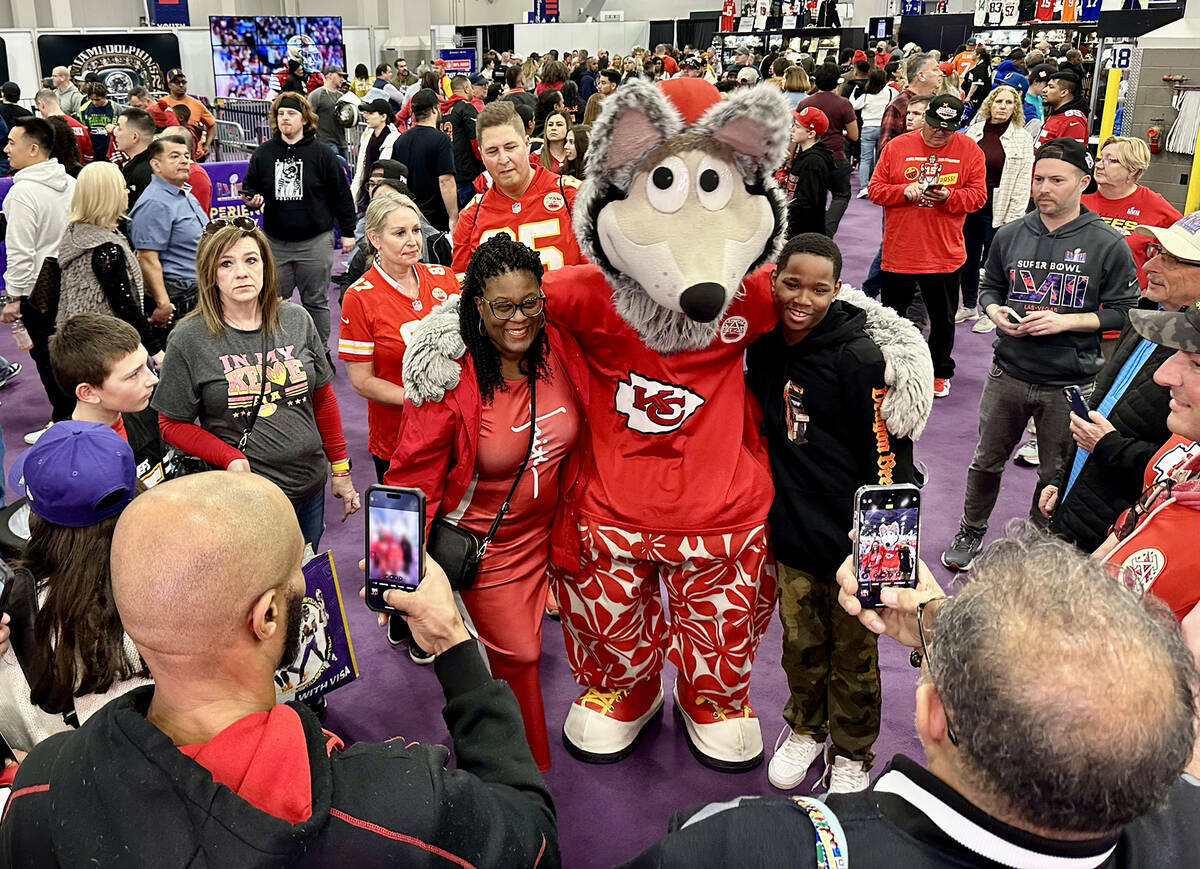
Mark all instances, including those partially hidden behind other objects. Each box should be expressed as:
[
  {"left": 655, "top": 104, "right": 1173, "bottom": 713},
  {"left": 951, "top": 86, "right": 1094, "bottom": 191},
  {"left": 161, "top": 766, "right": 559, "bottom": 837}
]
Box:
[
  {"left": 365, "top": 486, "right": 424, "bottom": 612},
  {"left": 854, "top": 485, "right": 921, "bottom": 609}
]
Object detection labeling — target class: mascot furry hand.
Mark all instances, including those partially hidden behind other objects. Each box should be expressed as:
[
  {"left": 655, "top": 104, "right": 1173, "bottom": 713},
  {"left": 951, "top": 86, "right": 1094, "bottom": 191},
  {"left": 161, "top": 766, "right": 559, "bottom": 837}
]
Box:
[{"left": 405, "top": 78, "right": 925, "bottom": 771}]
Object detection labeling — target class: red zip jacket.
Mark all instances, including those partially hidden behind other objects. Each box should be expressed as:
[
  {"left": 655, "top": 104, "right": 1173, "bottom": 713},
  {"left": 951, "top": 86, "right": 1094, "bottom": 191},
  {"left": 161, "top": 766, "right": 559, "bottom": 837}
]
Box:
[{"left": 385, "top": 323, "right": 591, "bottom": 572}]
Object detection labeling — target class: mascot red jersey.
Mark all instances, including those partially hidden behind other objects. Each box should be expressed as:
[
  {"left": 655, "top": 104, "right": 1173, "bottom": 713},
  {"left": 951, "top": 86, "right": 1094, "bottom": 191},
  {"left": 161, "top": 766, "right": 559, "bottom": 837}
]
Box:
[{"left": 406, "top": 78, "right": 792, "bottom": 770}]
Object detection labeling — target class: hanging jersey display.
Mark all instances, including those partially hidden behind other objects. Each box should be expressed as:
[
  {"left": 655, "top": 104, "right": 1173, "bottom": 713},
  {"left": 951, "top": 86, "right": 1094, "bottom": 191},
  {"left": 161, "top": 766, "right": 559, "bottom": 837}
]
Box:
[
  {"left": 1061, "top": 0, "right": 1078, "bottom": 22},
  {"left": 1034, "top": 0, "right": 1055, "bottom": 20},
  {"left": 902, "top": 0, "right": 922, "bottom": 14},
  {"left": 1001, "top": 0, "right": 1021, "bottom": 24},
  {"left": 1079, "top": 0, "right": 1101, "bottom": 20}
]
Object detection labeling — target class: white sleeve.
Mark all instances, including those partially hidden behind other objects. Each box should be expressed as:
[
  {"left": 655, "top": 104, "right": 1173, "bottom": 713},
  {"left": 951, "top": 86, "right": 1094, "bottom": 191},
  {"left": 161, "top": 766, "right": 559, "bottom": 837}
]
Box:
[{"left": 2, "top": 191, "right": 37, "bottom": 296}]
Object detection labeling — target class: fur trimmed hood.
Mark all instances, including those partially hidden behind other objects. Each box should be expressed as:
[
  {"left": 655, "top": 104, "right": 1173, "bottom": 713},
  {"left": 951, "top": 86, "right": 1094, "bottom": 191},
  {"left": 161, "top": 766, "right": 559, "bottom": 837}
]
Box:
[{"left": 402, "top": 294, "right": 467, "bottom": 406}]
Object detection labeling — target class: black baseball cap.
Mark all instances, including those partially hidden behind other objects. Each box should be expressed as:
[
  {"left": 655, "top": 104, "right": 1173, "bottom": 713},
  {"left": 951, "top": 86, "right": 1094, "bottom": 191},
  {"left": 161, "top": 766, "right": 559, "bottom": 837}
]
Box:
[
  {"left": 361, "top": 98, "right": 394, "bottom": 119},
  {"left": 166, "top": 68, "right": 185, "bottom": 82},
  {"left": 925, "top": 94, "right": 965, "bottom": 131},
  {"left": 410, "top": 88, "right": 440, "bottom": 116},
  {"left": 1035, "top": 137, "right": 1097, "bottom": 193},
  {"left": 1029, "top": 63, "right": 1058, "bottom": 84}
]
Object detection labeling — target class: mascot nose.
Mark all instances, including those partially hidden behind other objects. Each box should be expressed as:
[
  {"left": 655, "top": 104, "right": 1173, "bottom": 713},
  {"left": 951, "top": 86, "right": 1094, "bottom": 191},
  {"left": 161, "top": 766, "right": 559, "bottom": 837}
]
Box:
[{"left": 679, "top": 282, "right": 726, "bottom": 323}]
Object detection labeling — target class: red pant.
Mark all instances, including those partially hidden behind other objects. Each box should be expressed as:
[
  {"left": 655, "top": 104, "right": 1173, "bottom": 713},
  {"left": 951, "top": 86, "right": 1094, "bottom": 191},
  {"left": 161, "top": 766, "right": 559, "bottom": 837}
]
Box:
[
  {"left": 556, "top": 519, "right": 775, "bottom": 708},
  {"left": 459, "top": 560, "right": 551, "bottom": 770}
]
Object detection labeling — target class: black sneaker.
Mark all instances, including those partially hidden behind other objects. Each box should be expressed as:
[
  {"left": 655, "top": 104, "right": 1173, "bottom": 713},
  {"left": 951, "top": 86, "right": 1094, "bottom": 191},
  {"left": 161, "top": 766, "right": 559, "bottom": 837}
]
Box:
[
  {"left": 409, "top": 641, "right": 435, "bottom": 665},
  {"left": 942, "top": 528, "right": 984, "bottom": 571},
  {"left": 0, "top": 362, "right": 21, "bottom": 390}
]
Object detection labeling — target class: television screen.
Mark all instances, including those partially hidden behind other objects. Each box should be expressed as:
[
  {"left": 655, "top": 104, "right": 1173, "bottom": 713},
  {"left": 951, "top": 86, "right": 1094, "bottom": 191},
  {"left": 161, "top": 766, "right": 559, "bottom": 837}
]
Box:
[{"left": 210, "top": 16, "right": 344, "bottom": 100}]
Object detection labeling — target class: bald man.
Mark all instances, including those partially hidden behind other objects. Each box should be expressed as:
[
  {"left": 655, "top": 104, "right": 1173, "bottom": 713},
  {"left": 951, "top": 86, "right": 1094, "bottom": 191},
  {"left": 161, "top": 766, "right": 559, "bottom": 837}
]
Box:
[
  {"left": 50, "top": 66, "right": 83, "bottom": 116},
  {"left": 0, "top": 472, "right": 560, "bottom": 868}
]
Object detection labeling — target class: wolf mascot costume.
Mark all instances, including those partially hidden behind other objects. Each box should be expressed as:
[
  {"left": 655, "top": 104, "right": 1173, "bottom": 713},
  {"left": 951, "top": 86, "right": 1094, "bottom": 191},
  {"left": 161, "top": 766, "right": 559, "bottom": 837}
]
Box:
[{"left": 404, "top": 78, "right": 932, "bottom": 771}]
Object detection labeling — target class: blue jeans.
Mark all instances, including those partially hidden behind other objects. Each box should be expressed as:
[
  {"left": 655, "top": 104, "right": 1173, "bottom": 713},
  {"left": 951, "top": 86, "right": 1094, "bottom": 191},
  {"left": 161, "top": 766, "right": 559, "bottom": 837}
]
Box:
[
  {"left": 959, "top": 199, "right": 997, "bottom": 310},
  {"left": 457, "top": 180, "right": 477, "bottom": 208},
  {"left": 291, "top": 487, "right": 326, "bottom": 551},
  {"left": 862, "top": 244, "right": 883, "bottom": 297},
  {"left": 858, "top": 125, "right": 880, "bottom": 188}
]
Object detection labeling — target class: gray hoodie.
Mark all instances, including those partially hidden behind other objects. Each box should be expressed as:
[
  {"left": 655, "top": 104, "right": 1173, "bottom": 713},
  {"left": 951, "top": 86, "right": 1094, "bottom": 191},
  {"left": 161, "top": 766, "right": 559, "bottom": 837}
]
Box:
[{"left": 979, "top": 205, "right": 1138, "bottom": 386}]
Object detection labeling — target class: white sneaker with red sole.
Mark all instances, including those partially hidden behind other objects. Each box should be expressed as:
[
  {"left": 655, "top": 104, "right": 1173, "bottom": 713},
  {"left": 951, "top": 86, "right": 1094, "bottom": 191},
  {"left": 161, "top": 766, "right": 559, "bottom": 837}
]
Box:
[
  {"left": 674, "top": 679, "right": 763, "bottom": 772},
  {"left": 933, "top": 378, "right": 951, "bottom": 398},
  {"left": 562, "top": 681, "right": 664, "bottom": 763}
]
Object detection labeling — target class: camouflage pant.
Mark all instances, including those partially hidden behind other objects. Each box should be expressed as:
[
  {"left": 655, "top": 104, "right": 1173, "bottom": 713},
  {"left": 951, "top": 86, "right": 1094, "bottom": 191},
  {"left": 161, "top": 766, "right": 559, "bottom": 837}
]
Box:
[{"left": 778, "top": 562, "right": 880, "bottom": 767}]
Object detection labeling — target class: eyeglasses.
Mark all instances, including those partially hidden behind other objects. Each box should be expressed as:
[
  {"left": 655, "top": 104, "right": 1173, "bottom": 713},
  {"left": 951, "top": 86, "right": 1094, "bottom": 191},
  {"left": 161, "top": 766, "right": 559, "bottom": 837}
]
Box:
[
  {"left": 909, "top": 596, "right": 959, "bottom": 746},
  {"left": 1115, "top": 476, "right": 1175, "bottom": 542},
  {"left": 483, "top": 295, "right": 546, "bottom": 320},
  {"left": 204, "top": 216, "right": 258, "bottom": 235},
  {"left": 1144, "top": 242, "right": 1192, "bottom": 267}
]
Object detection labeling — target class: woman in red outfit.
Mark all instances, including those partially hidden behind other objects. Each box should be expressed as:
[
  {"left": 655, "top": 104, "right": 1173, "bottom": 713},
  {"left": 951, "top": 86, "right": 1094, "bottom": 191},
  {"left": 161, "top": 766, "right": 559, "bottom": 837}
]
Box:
[{"left": 386, "top": 234, "right": 588, "bottom": 770}]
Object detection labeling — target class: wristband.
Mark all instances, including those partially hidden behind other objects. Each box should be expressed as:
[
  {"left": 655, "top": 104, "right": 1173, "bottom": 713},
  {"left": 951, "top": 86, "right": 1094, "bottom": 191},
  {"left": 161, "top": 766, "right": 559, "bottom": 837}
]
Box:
[{"left": 330, "top": 458, "right": 351, "bottom": 474}]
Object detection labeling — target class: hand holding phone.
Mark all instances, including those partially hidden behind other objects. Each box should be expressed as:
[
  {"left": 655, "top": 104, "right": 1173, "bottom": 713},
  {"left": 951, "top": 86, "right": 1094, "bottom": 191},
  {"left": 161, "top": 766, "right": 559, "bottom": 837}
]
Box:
[
  {"left": 852, "top": 484, "right": 921, "bottom": 609},
  {"left": 1063, "top": 386, "right": 1090, "bottom": 419},
  {"left": 364, "top": 486, "right": 425, "bottom": 613},
  {"left": 1006, "top": 308, "right": 1024, "bottom": 325}
]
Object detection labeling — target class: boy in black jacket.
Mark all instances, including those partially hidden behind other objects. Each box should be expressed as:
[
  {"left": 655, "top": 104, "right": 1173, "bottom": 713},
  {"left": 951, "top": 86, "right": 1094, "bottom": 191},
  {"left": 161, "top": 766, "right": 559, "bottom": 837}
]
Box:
[
  {"left": 782, "top": 107, "right": 835, "bottom": 238},
  {"left": 746, "top": 234, "right": 924, "bottom": 796}
]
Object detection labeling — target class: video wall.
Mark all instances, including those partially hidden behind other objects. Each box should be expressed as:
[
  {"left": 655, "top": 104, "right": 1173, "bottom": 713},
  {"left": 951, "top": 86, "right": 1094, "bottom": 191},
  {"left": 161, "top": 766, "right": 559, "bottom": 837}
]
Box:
[{"left": 210, "top": 16, "right": 344, "bottom": 99}]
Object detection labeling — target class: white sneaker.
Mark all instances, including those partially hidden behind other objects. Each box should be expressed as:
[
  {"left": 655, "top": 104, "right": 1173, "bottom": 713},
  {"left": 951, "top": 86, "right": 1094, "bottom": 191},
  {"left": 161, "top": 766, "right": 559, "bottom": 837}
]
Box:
[
  {"left": 823, "top": 754, "right": 870, "bottom": 795},
  {"left": 24, "top": 423, "right": 51, "bottom": 445},
  {"left": 1014, "top": 438, "right": 1039, "bottom": 466},
  {"left": 953, "top": 306, "right": 978, "bottom": 323},
  {"left": 767, "top": 727, "right": 825, "bottom": 790},
  {"left": 971, "top": 316, "right": 996, "bottom": 333},
  {"left": 856, "top": 188, "right": 870, "bottom": 199}
]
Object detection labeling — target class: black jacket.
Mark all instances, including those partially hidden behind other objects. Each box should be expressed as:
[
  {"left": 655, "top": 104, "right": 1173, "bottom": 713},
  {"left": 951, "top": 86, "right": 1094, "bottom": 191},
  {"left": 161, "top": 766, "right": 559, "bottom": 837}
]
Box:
[
  {"left": 785, "top": 141, "right": 836, "bottom": 238},
  {"left": 0, "top": 641, "right": 559, "bottom": 868},
  {"left": 746, "top": 301, "right": 916, "bottom": 578},
  {"left": 1048, "top": 318, "right": 1176, "bottom": 551},
  {"left": 622, "top": 754, "right": 1200, "bottom": 868},
  {"left": 243, "top": 131, "right": 357, "bottom": 242},
  {"left": 121, "top": 150, "right": 154, "bottom": 213}
]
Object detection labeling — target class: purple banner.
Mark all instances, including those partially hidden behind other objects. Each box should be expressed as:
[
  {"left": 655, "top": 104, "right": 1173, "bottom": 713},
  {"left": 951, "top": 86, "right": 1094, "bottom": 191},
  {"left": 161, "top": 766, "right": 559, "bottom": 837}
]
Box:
[
  {"left": 204, "top": 160, "right": 263, "bottom": 227},
  {"left": 274, "top": 550, "right": 360, "bottom": 703}
]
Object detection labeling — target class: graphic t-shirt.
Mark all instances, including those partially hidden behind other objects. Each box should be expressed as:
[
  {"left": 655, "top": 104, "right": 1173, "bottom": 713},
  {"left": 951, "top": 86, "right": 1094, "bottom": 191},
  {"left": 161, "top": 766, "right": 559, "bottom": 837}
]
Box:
[
  {"left": 390, "top": 125, "right": 455, "bottom": 230},
  {"left": 77, "top": 102, "right": 115, "bottom": 163},
  {"left": 1081, "top": 187, "right": 1183, "bottom": 287},
  {"left": 452, "top": 370, "right": 581, "bottom": 585},
  {"left": 546, "top": 264, "right": 776, "bottom": 534},
  {"left": 153, "top": 302, "right": 333, "bottom": 499},
  {"left": 451, "top": 166, "right": 582, "bottom": 275},
  {"left": 337, "top": 262, "right": 459, "bottom": 459}
]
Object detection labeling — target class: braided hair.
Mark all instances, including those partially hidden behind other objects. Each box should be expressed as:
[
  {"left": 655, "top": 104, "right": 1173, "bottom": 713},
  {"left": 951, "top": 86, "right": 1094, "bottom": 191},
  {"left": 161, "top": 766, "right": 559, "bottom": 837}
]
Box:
[{"left": 459, "top": 234, "right": 551, "bottom": 402}]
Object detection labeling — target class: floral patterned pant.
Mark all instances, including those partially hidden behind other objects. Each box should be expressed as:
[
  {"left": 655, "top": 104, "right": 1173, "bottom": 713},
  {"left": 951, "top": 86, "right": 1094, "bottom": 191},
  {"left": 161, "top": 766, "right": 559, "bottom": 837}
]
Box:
[{"left": 555, "top": 518, "right": 776, "bottom": 709}]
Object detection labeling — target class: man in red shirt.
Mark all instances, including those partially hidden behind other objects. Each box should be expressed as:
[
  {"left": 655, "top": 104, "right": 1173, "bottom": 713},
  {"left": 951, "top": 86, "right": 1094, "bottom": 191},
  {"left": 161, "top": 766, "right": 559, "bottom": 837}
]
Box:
[
  {"left": 1036, "top": 71, "right": 1089, "bottom": 148},
  {"left": 33, "top": 88, "right": 92, "bottom": 162},
  {"left": 868, "top": 94, "right": 987, "bottom": 397},
  {"left": 452, "top": 100, "right": 583, "bottom": 276},
  {"left": 655, "top": 44, "right": 679, "bottom": 77}
]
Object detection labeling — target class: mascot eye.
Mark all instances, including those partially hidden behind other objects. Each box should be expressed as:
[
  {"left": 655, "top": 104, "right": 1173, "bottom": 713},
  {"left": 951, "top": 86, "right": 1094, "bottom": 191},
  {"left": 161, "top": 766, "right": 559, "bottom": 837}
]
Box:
[
  {"left": 696, "top": 156, "right": 734, "bottom": 211},
  {"left": 645, "top": 156, "right": 689, "bottom": 214}
]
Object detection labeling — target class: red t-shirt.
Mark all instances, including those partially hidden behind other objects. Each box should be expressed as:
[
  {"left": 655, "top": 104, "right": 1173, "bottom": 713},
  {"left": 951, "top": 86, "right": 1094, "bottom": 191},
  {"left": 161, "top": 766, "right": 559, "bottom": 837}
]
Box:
[
  {"left": 1081, "top": 187, "right": 1182, "bottom": 288},
  {"left": 869, "top": 130, "right": 988, "bottom": 274},
  {"left": 338, "top": 262, "right": 459, "bottom": 459},
  {"left": 451, "top": 166, "right": 582, "bottom": 275},
  {"left": 547, "top": 264, "right": 776, "bottom": 534},
  {"left": 660, "top": 54, "right": 679, "bottom": 76},
  {"left": 1105, "top": 436, "right": 1200, "bottom": 621},
  {"left": 188, "top": 162, "right": 212, "bottom": 216},
  {"left": 452, "top": 370, "right": 580, "bottom": 584}
]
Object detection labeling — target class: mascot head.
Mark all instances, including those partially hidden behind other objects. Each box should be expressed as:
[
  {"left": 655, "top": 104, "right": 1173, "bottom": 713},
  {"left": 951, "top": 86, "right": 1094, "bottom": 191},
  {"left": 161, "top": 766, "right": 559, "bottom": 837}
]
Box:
[
  {"left": 879, "top": 521, "right": 901, "bottom": 548},
  {"left": 575, "top": 78, "right": 790, "bottom": 353}
]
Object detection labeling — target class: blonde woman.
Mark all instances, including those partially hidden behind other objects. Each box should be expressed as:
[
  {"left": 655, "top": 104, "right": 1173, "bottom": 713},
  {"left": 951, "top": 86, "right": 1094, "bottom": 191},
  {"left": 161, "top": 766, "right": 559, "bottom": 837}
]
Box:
[
  {"left": 958, "top": 84, "right": 1035, "bottom": 328},
  {"left": 56, "top": 161, "right": 161, "bottom": 360},
  {"left": 154, "top": 221, "right": 359, "bottom": 549},
  {"left": 782, "top": 65, "right": 811, "bottom": 109}
]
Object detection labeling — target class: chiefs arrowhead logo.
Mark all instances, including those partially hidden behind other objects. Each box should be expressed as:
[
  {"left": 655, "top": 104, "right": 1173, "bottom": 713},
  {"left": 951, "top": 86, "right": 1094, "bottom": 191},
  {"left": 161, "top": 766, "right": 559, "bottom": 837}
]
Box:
[
  {"left": 614, "top": 372, "right": 705, "bottom": 434},
  {"left": 1119, "top": 547, "right": 1165, "bottom": 594}
]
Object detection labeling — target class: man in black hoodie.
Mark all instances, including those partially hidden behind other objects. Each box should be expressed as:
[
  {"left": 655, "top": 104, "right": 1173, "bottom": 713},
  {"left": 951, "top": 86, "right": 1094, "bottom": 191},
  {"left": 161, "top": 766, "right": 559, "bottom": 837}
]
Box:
[
  {"left": 0, "top": 471, "right": 559, "bottom": 868},
  {"left": 242, "top": 92, "right": 356, "bottom": 348},
  {"left": 942, "top": 139, "right": 1138, "bottom": 571},
  {"left": 746, "top": 234, "right": 928, "bottom": 797}
]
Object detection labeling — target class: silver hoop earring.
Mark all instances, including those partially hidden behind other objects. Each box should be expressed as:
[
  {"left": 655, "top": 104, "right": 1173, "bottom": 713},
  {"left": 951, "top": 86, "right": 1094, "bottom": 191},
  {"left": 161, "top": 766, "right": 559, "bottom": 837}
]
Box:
[{"left": 478, "top": 316, "right": 486, "bottom": 335}]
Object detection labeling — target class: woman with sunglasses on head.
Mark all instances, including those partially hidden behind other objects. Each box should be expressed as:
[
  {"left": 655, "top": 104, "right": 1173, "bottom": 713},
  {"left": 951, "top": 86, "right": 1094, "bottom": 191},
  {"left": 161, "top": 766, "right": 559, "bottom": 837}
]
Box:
[
  {"left": 384, "top": 234, "right": 587, "bottom": 770},
  {"left": 153, "top": 219, "right": 360, "bottom": 550}
]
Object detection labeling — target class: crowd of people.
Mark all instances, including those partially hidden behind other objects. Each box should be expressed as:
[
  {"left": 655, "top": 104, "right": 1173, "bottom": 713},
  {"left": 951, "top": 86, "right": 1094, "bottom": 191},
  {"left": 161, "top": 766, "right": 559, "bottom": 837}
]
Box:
[{"left": 0, "top": 32, "right": 1197, "bottom": 869}]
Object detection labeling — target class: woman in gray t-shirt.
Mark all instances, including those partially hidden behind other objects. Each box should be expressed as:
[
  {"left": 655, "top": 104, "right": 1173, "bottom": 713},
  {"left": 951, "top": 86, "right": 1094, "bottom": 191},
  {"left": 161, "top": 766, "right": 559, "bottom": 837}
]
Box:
[{"left": 153, "top": 221, "right": 360, "bottom": 548}]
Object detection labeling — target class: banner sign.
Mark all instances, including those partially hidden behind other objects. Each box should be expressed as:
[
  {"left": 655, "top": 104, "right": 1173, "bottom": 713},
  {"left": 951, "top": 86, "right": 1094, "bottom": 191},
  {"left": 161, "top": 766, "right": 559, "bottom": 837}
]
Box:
[
  {"left": 532, "top": 0, "right": 560, "bottom": 22},
  {"left": 274, "top": 551, "right": 360, "bottom": 704},
  {"left": 203, "top": 161, "right": 263, "bottom": 227},
  {"left": 150, "top": 0, "right": 190, "bottom": 26},
  {"left": 37, "top": 33, "right": 181, "bottom": 99},
  {"left": 438, "top": 48, "right": 477, "bottom": 75}
]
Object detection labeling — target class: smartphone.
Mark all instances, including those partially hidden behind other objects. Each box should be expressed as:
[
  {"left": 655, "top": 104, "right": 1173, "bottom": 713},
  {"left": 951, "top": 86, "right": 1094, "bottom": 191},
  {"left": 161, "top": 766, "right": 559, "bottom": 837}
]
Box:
[
  {"left": 852, "top": 484, "right": 921, "bottom": 609},
  {"left": 0, "top": 568, "right": 9, "bottom": 611},
  {"left": 364, "top": 486, "right": 425, "bottom": 613},
  {"left": 1006, "top": 309, "right": 1024, "bottom": 325},
  {"left": 1063, "top": 385, "right": 1090, "bottom": 418}
]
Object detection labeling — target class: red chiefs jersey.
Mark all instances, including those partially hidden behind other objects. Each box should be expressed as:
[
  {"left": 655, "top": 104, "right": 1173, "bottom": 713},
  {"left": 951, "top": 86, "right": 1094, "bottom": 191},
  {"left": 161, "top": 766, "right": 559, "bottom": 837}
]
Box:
[
  {"left": 1036, "top": 108, "right": 1089, "bottom": 148},
  {"left": 1082, "top": 187, "right": 1182, "bottom": 288},
  {"left": 337, "top": 262, "right": 459, "bottom": 459},
  {"left": 452, "top": 166, "right": 583, "bottom": 276},
  {"left": 546, "top": 263, "right": 776, "bottom": 535},
  {"left": 1034, "top": 0, "right": 1055, "bottom": 18},
  {"left": 62, "top": 114, "right": 93, "bottom": 162},
  {"left": 721, "top": 0, "right": 736, "bottom": 31},
  {"left": 1105, "top": 436, "right": 1200, "bottom": 621}
]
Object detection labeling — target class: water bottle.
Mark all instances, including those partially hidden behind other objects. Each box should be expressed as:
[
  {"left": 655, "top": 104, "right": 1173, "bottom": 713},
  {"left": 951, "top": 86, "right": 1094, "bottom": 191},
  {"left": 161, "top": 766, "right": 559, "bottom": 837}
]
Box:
[{"left": 11, "top": 319, "right": 32, "bottom": 352}]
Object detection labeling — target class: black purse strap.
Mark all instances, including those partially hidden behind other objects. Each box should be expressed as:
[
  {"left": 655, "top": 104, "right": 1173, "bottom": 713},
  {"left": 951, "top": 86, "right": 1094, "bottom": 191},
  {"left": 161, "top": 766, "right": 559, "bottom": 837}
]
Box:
[
  {"left": 237, "top": 327, "right": 270, "bottom": 450},
  {"left": 478, "top": 375, "right": 537, "bottom": 554}
]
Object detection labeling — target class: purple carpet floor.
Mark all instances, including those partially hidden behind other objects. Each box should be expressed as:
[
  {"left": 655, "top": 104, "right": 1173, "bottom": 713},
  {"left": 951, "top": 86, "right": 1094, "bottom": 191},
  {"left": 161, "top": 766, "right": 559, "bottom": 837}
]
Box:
[{"left": 0, "top": 184, "right": 1038, "bottom": 866}]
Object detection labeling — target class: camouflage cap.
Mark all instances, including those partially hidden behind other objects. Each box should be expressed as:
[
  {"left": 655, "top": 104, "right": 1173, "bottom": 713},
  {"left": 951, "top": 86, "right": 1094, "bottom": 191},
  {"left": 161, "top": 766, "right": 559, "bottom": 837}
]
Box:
[{"left": 1129, "top": 304, "right": 1200, "bottom": 353}]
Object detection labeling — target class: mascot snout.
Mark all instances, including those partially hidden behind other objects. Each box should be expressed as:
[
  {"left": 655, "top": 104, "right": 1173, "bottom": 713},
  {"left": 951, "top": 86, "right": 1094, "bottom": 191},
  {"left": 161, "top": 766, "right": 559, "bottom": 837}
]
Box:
[{"left": 680, "top": 282, "right": 726, "bottom": 322}]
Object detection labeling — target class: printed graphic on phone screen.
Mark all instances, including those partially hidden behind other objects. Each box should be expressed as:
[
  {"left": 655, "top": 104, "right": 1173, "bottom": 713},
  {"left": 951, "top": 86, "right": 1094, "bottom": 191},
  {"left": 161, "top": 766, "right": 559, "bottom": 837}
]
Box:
[
  {"left": 368, "top": 495, "right": 421, "bottom": 592},
  {"left": 856, "top": 492, "right": 919, "bottom": 608}
]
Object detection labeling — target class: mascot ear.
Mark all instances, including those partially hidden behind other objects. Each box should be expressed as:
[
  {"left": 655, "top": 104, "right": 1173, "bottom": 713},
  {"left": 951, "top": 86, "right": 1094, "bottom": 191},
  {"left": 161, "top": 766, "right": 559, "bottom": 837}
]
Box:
[
  {"left": 691, "top": 85, "right": 791, "bottom": 180},
  {"left": 586, "top": 79, "right": 684, "bottom": 184}
]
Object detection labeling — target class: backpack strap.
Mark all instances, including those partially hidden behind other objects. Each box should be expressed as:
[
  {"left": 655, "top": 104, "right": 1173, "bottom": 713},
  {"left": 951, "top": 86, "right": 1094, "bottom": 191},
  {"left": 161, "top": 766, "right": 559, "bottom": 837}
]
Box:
[{"left": 789, "top": 796, "right": 848, "bottom": 869}]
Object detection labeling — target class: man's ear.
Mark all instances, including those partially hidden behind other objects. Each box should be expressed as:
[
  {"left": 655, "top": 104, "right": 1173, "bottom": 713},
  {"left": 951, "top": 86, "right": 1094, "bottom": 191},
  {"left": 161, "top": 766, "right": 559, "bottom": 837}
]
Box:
[
  {"left": 74, "top": 381, "right": 102, "bottom": 405},
  {"left": 251, "top": 586, "right": 283, "bottom": 644},
  {"left": 832, "top": 279, "right": 842, "bottom": 298},
  {"left": 915, "top": 681, "right": 953, "bottom": 749}
]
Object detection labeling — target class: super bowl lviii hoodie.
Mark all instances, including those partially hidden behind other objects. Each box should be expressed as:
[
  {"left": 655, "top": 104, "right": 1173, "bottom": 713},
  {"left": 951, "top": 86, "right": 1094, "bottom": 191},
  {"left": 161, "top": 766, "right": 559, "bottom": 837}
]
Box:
[
  {"left": 1, "top": 157, "right": 75, "bottom": 298},
  {"left": 978, "top": 205, "right": 1138, "bottom": 386}
]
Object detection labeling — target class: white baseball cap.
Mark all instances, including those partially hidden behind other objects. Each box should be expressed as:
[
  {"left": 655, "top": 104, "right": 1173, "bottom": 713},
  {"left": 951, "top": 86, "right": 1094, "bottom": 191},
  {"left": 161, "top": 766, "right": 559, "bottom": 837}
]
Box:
[{"left": 1135, "top": 211, "right": 1200, "bottom": 265}]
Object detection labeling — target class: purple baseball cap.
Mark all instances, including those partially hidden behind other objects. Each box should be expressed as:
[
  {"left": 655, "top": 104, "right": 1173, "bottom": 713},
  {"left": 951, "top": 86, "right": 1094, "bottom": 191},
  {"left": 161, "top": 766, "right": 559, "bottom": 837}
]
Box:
[{"left": 8, "top": 421, "right": 137, "bottom": 527}]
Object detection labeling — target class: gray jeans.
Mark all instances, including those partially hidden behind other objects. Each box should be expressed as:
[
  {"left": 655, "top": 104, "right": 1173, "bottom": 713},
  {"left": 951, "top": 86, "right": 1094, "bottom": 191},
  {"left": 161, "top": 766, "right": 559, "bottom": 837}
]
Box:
[
  {"left": 960, "top": 364, "right": 1092, "bottom": 532},
  {"left": 268, "top": 231, "right": 334, "bottom": 346}
]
